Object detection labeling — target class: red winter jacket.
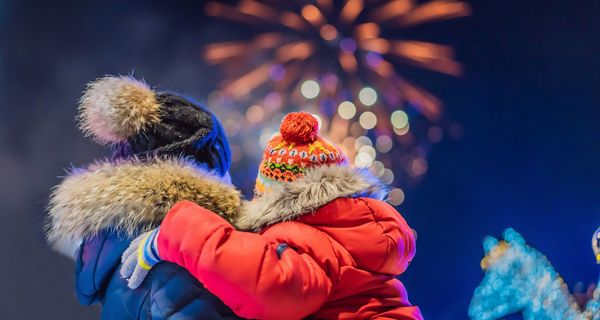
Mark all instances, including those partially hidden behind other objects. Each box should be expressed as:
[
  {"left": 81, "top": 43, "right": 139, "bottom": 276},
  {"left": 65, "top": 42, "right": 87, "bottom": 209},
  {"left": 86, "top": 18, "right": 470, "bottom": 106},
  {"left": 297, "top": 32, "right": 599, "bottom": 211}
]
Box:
[{"left": 157, "top": 166, "right": 423, "bottom": 320}]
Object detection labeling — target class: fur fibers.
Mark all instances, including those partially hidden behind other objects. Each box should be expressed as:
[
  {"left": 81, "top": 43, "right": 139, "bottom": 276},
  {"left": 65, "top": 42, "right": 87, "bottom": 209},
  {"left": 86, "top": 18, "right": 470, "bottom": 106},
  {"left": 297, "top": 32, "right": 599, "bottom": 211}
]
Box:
[
  {"left": 47, "top": 159, "right": 386, "bottom": 257},
  {"left": 236, "top": 166, "right": 388, "bottom": 231},
  {"left": 78, "top": 75, "right": 161, "bottom": 145},
  {"left": 46, "top": 158, "right": 241, "bottom": 257}
]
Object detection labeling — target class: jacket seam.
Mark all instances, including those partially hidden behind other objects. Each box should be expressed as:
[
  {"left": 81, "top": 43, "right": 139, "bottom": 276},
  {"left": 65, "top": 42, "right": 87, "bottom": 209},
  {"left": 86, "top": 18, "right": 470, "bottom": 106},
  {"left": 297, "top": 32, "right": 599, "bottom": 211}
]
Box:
[
  {"left": 90, "top": 236, "right": 107, "bottom": 295},
  {"left": 357, "top": 198, "right": 389, "bottom": 272},
  {"left": 158, "top": 272, "right": 202, "bottom": 318},
  {"left": 137, "top": 286, "right": 153, "bottom": 319},
  {"left": 254, "top": 242, "right": 269, "bottom": 288},
  {"left": 321, "top": 229, "right": 343, "bottom": 286},
  {"left": 292, "top": 220, "right": 344, "bottom": 287}
]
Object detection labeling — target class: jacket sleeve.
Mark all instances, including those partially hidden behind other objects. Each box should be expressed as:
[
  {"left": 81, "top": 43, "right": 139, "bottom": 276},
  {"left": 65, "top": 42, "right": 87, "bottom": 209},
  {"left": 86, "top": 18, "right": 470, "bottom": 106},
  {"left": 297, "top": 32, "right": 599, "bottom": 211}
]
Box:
[
  {"left": 156, "top": 201, "right": 333, "bottom": 320},
  {"left": 369, "top": 198, "right": 417, "bottom": 275}
]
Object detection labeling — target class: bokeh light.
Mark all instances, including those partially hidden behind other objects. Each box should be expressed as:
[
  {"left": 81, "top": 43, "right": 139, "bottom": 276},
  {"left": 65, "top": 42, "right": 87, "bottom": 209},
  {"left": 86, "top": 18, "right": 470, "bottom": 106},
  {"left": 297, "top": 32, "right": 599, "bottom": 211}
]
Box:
[
  {"left": 358, "top": 87, "right": 377, "bottom": 106},
  {"left": 337, "top": 101, "right": 357, "bottom": 120},
  {"left": 359, "top": 111, "right": 377, "bottom": 129},
  {"left": 389, "top": 188, "right": 406, "bottom": 206},
  {"left": 268, "top": 65, "right": 286, "bottom": 81},
  {"left": 428, "top": 126, "right": 444, "bottom": 143},
  {"left": 300, "top": 80, "right": 320, "bottom": 99},
  {"left": 381, "top": 168, "right": 395, "bottom": 185},
  {"left": 263, "top": 92, "right": 283, "bottom": 110},
  {"left": 339, "top": 38, "right": 357, "bottom": 53},
  {"left": 410, "top": 157, "right": 428, "bottom": 177},
  {"left": 391, "top": 110, "right": 409, "bottom": 129},
  {"left": 376, "top": 135, "right": 393, "bottom": 153},
  {"left": 354, "top": 135, "right": 372, "bottom": 150},
  {"left": 246, "top": 105, "right": 264, "bottom": 123},
  {"left": 355, "top": 151, "right": 374, "bottom": 168},
  {"left": 358, "top": 145, "right": 376, "bottom": 159},
  {"left": 370, "top": 160, "right": 385, "bottom": 177},
  {"left": 319, "top": 24, "right": 338, "bottom": 41},
  {"left": 223, "top": 111, "right": 243, "bottom": 137},
  {"left": 321, "top": 73, "right": 339, "bottom": 91}
]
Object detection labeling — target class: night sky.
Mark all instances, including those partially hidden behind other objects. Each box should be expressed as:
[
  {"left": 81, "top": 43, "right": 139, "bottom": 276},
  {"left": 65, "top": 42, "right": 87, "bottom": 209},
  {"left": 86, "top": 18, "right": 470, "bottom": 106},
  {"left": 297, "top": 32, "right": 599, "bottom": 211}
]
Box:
[{"left": 1, "top": 0, "right": 599, "bottom": 319}]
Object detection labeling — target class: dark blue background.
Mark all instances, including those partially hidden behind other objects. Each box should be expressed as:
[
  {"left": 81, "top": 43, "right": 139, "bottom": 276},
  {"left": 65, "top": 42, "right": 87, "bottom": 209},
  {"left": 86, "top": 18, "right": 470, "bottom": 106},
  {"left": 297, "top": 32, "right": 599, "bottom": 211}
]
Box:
[{"left": 1, "top": 0, "right": 599, "bottom": 319}]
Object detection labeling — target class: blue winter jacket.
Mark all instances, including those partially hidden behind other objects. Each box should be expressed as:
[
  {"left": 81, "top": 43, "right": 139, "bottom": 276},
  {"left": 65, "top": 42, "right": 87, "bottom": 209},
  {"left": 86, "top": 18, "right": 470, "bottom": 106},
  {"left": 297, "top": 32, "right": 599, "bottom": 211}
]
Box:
[
  {"left": 75, "top": 230, "right": 241, "bottom": 320},
  {"left": 47, "top": 159, "right": 245, "bottom": 319}
]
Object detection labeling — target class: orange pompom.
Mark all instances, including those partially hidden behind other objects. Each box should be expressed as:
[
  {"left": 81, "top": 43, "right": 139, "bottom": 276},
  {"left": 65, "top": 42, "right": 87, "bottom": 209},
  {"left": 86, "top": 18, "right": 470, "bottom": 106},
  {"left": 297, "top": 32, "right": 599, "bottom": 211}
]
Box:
[{"left": 279, "top": 112, "right": 319, "bottom": 144}]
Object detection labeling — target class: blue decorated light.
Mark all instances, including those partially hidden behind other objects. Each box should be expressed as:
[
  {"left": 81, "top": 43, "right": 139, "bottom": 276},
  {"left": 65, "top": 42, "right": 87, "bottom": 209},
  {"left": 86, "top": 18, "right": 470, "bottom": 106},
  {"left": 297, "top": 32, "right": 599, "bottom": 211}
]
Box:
[{"left": 469, "top": 228, "right": 600, "bottom": 320}]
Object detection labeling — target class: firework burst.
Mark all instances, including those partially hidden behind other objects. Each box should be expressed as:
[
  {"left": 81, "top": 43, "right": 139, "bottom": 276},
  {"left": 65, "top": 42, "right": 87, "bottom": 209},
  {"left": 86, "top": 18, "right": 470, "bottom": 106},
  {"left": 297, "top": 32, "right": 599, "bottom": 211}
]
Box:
[{"left": 203, "top": 0, "right": 470, "bottom": 193}]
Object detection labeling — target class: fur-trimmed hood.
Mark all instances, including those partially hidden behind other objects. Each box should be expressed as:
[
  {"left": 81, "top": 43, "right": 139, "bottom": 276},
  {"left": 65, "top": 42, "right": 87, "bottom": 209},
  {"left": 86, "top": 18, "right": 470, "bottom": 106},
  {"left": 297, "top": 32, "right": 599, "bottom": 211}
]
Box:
[
  {"left": 237, "top": 166, "right": 388, "bottom": 231},
  {"left": 47, "top": 160, "right": 386, "bottom": 257},
  {"left": 46, "top": 158, "right": 241, "bottom": 258}
]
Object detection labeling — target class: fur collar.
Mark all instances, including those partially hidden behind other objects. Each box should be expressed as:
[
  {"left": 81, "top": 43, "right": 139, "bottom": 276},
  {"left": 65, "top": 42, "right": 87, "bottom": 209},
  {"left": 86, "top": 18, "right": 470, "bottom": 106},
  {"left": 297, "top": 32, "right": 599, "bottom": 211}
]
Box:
[
  {"left": 236, "top": 166, "right": 388, "bottom": 231},
  {"left": 46, "top": 158, "right": 242, "bottom": 258},
  {"left": 47, "top": 160, "right": 386, "bottom": 257}
]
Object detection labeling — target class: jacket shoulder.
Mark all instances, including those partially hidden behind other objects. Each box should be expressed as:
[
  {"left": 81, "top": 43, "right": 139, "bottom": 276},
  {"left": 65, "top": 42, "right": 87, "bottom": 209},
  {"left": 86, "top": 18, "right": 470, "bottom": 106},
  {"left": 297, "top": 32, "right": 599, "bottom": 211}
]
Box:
[
  {"left": 300, "top": 197, "right": 416, "bottom": 275},
  {"left": 358, "top": 197, "right": 412, "bottom": 227}
]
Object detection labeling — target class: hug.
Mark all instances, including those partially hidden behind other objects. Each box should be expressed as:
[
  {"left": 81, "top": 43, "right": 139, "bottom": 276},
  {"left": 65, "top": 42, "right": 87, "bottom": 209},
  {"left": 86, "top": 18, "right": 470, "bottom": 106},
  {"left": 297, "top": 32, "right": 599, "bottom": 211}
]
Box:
[{"left": 46, "top": 76, "right": 423, "bottom": 320}]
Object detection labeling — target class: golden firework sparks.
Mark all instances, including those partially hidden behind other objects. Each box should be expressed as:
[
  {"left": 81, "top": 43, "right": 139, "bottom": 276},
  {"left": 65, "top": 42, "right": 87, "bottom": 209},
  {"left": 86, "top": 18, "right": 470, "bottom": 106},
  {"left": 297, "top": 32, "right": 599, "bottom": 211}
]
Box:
[{"left": 203, "top": 0, "right": 470, "bottom": 186}]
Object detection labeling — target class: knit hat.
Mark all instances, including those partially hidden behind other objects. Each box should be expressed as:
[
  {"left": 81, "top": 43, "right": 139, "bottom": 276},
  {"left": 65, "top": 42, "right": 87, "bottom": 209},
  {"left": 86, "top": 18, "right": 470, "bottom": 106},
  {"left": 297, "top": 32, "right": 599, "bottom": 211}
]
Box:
[
  {"left": 255, "top": 112, "right": 347, "bottom": 195},
  {"left": 78, "top": 75, "right": 231, "bottom": 177}
]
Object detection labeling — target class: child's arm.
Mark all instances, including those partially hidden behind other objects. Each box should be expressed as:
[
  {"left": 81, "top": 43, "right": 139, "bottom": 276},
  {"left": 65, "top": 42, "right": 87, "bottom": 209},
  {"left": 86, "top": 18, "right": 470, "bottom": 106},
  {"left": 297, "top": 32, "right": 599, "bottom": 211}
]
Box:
[{"left": 156, "top": 201, "right": 333, "bottom": 320}]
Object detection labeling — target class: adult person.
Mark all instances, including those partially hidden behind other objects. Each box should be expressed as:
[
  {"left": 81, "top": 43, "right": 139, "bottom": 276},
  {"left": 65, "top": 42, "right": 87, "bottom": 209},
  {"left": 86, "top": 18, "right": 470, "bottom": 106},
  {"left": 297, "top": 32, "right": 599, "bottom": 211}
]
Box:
[{"left": 46, "top": 76, "right": 241, "bottom": 319}]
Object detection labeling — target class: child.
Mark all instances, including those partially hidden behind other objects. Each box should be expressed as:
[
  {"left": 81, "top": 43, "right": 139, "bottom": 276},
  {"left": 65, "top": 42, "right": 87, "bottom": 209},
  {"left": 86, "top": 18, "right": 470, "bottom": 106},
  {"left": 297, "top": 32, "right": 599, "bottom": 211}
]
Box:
[{"left": 122, "top": 112, "right": 423, "bottom": 319}]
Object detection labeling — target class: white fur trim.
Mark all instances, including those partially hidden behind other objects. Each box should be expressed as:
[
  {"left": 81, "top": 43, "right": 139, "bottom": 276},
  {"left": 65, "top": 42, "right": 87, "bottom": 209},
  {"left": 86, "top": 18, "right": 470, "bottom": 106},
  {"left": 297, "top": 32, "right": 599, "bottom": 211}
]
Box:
[
  {"left": 236, "top": 166, "right": 388, "bottom": 231},
  {"left": 46, "top": 158, "right": 241, "bottom": 258}
]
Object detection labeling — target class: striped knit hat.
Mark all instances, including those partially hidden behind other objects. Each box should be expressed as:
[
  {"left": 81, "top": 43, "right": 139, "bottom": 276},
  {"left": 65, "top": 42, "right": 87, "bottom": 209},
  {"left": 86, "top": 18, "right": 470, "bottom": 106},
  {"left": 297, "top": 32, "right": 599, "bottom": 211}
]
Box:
[{"left": 255, "top": 112, "right": 347, "bottom": 195}]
